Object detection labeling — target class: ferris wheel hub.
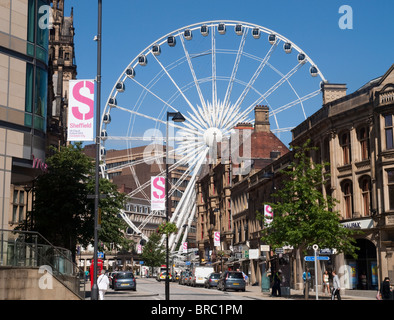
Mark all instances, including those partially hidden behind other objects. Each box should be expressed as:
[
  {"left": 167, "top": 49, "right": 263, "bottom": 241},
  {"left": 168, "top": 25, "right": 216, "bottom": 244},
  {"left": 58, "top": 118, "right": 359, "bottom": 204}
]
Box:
[{"left": 203, "top": 127, "right": 223, "bottom": 147}]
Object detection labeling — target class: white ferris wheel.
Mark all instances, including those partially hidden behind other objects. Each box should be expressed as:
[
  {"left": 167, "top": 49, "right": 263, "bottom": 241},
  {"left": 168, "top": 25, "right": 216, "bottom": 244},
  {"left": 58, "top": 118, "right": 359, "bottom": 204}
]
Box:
[{"left": 99, "top": 20, "right": 326, "bottom": 253}]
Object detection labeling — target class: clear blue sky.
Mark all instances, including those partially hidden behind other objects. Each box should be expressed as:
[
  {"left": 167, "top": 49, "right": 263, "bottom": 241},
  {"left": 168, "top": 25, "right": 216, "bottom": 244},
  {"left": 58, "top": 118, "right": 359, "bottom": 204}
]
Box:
[{"left": 64, "top": 0, "right": 394, "bottom": 148}]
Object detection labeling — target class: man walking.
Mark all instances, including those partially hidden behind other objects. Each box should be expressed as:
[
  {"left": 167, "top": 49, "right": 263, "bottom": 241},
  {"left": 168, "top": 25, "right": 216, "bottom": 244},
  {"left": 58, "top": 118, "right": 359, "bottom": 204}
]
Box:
[
  {"left": 331, "top": 270, "right": 341, "bottom": 300},
  {"left": 97, "top": 269, "right": 110, "bottom": 300}
]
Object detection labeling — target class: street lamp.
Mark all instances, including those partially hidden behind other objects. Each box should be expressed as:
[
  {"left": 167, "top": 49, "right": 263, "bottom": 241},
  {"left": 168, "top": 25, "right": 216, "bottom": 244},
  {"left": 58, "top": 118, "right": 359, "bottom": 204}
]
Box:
[
  {"left": 165, "top": 111, "right": 185, "bottom": 300},
  {"left": 91, "top": 0, "right": 102, "bottom": 301}
]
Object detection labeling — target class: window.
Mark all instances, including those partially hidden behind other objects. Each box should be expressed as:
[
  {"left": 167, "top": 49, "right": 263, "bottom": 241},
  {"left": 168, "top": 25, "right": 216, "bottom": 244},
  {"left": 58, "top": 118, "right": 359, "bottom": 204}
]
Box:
[
  {"left": 385, "top": 115, "right": 394, "bottom": 150},
  {"left": 360, "top": 177, "right": 371, "bottom": 216},
  {"left": 341, "top": 132, "right": 351, "bottom": 165},
  {"left": 342, "top": 181, "right": 353, "bottom": 219},
  {"left": 388, "top": 170, "right": 394, "bottom": 210},
  {"left": 358, "top": 127, "right": 370, "bottom": 160},
  {"left": 12, "top": 189, "right": 26, "bottom": 223}
]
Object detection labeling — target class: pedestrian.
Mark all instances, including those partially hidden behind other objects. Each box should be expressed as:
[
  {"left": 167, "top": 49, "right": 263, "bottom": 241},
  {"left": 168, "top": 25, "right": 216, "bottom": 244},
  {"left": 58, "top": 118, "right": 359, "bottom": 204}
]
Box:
[
  {"left": 97, "top": 269, "right": 110, "bottom": 300},
  {"left": 379, "top": 277, "right": 392, "bottom": 300},
  {"left": 303, "top": 268, "right": 311, "bottom": 296},
  {"left": 322, "top": 270, "right": 330, "bottom": 295},
  {"left": 271, "top": 270, "right": 282, "bottom": 297},
  {"left": 331, "top": 270, "right": 341, "bottom": 300}
]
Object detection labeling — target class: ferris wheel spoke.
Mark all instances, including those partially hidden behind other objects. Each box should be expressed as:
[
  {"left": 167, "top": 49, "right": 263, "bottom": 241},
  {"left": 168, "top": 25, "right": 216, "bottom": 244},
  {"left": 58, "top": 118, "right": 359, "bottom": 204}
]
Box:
[
  {"left": 229, "top": 62, "right": 305, "bottom": 130},
  {"left": 232, "top": 40, "right": 279, "bottom": 113},
  {"left": 178, "top": 33, "right": 208, "bottom": 113},
  {"left": 221, "top": 29, "right": 248, "bottom": 127},
  {"left": 130, "top": 77, "right": 178, "bottom": 112},
  {"left": 211, "top": 24, "right": 217, "bottom": 117},
  {"left": 271, "top": 89, "right": 322, "bottom": 117}
]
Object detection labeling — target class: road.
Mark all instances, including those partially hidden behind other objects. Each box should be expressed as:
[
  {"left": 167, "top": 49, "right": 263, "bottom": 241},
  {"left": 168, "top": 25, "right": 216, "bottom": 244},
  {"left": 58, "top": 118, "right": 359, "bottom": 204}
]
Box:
[{"left": 101, "top": 276, "right": 264, "bottom": 301}]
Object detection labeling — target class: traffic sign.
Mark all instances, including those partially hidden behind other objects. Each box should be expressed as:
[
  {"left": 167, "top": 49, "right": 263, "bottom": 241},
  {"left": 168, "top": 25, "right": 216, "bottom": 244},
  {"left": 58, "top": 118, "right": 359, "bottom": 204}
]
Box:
[{"left": 304, "top": 256, "right": 330, "bottom": 261}]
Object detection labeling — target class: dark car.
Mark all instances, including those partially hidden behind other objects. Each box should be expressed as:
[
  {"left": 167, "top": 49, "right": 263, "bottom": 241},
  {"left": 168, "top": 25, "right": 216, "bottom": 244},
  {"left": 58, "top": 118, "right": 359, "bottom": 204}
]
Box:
[
  {"left": 217, "top": 271, "right": 245, "bottom": 292},
  {"left": 204, "top": 272, "right": 220, "bottom": 289},
  {"left": 179, "top": 271, "right": 191, "bottom": 285},
  {"left": 112, "top": 271, "right": 136, "bottom": 291}
]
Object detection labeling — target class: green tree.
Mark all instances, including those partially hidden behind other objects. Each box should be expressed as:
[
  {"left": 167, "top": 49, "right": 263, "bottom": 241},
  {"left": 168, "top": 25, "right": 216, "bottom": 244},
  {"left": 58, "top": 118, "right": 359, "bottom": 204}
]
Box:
[
  {"left": 30, "top": 143, "right": 130, "bottom": 261},
  {"left": 258, "top": 140, "right": 359, "bottom": 257},
  {"left": 140, "top": 232, "right": 165, "bottom": 276},
  {"left": 86, "top": 178, "right": 133, "bottom": 252}
]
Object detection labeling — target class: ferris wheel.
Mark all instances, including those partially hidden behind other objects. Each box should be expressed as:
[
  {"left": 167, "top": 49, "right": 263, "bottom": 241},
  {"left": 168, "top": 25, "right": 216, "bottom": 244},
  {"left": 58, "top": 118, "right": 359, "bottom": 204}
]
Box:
[{"left": 99, "top": 20, "right": 326, "bottom": 251}]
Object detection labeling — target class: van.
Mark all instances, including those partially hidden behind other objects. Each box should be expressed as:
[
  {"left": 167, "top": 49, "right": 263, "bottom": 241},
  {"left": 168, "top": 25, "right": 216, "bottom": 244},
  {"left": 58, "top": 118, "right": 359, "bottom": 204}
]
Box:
[{"left": 192, "top": 266, "right": 215, "bottom": 287}]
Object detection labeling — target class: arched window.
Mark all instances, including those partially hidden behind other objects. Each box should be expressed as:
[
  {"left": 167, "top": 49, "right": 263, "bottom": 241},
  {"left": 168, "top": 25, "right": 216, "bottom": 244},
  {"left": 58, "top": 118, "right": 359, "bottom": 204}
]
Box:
[
  {"left": 342, "top": 180, "right": 353, "bottom": 219},
  {"left": 358, "top": 127, "right": 370, "bottom": 160},
  {"left": 341, "top": 132, "right": 351, "bottom": 165},
  {"left": 360, "top": 176, "right": 371, "bottom": 216}
]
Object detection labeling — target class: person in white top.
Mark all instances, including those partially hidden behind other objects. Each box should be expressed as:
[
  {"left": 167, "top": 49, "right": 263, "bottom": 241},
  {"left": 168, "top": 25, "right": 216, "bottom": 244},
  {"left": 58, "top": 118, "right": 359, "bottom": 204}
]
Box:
[
  {"left": 97, "top": 269, "right": 110, "bottom": 300},
  {"left": 323, "top": 270, "right": 330, "bottom": 295}
]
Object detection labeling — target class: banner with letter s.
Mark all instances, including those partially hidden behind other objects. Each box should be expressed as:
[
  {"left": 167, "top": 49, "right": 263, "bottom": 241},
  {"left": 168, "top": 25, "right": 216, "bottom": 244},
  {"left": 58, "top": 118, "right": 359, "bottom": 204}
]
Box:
[
  {"left": 151, "top": 176, "right": 166, "bottom": 210},
  {"left": 67, "top": 80, "right": 95, "bottom": 141}
]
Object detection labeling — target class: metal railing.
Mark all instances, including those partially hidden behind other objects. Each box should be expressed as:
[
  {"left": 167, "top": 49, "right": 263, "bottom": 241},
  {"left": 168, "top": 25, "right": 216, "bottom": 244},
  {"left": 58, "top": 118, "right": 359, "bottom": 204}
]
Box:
[{"left": 0, "top": 229, "right": 85, "bottom": 299}]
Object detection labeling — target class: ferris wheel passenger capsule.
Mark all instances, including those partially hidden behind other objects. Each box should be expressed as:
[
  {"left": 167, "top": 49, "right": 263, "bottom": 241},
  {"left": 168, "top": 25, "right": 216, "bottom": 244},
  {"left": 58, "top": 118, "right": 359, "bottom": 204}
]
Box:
[
  {"left": 201, "top": 24, "right": 209, "bottom": 36},
  {"left": 252, "top": 27, "right": 260, "bottom": 39},
  {"left": 268, "top": 34, "right": 276, "bottom": 45},
  {"left": 138, "top": 55, "right": 147, "bottom": 66},
  {"left": 167, "top": 36, "right": 176, "bottom": 47},
  {"left": 100, "top": 129, "right": 108, "bottom": 141},
  {"left": 218, "top": 23, "right": 226, "bottom": 35},
  {"left": 152, "top": 44, "right": 161, "bottom": 56},
  {"left": 126, "top": 67, "right": 135, "bottom": 78},
  {"left": 235, "top": 24, "right": 243, "bottom": 35},
  {"left": 184, "top": 29, "right": 192, "bottom": 40},
  {"left": 310, "top": 66, "right": 318, "bottom": 77},
  {"left": 284, "top": 42, "right": 292, "bottom": 54},
  {"left": 100, "top": 147, "right": 107, "bottom": 157},
  {"left": 116, "top": 82, "right": 125, "bottom": 92},
  {"left": 103, "top": 113, "right": 111, "bottom": 124},
  {"left": 297, "top": 53, "right": 306, "bottom": 64},
  {"left": 108, "top": 97, "right": 117, "bottom": 107}
]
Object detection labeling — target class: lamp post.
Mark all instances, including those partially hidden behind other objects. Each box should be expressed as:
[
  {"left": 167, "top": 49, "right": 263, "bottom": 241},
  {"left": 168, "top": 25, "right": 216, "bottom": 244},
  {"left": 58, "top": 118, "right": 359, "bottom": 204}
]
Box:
[
  {"left": 165, "top": 111, "right": 185, "bottom": 300},
  {"left": 91, "top": 0, "right": 102, "bottom": 301}
]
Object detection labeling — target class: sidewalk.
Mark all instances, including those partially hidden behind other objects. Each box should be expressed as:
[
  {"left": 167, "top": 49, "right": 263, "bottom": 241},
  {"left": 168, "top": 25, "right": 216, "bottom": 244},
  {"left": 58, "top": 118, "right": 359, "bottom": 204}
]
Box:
[{"left": 240, "top": 283, "right": 376, "bottom": 300}]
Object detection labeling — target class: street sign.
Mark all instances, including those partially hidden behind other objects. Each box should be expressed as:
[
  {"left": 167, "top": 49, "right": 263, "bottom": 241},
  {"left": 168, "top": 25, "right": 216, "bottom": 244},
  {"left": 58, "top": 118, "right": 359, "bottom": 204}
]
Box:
[
  {"left": 304, "top": 256, "right": 330, "bottom": 261},
  {"left": 97, "top": 251, "right": 104, "bottom": 259}
]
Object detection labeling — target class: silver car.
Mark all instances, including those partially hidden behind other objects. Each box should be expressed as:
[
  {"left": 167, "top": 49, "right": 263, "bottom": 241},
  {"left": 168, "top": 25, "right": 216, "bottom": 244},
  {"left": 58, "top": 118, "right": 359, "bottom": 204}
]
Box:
[{"left": 217, "top": 271, "right": 246, "bottom": 292}]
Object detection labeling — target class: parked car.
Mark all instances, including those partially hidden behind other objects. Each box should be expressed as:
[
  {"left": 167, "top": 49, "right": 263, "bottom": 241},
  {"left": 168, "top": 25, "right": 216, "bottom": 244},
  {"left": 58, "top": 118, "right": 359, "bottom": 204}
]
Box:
[
  {"left": 179, "top": 271, "right": 190, "bottom": 285},
  {"left": 192, "top": 267, "right": 215, "bottom": 287},
  {"left": 204, "top": 272, "right": 220, "bottom": 289},
  {"left": 108, "top": 271, "right": 119, "bottom": 289},
  {"left": 217, "top": 271, "right": 245, "bottom": 292},
  {"left": 185, "top": 272, "right": 193, "bottom": 286},
  {"left": 157, "top": 271, "right": 172, "bottom": 282},
  {"left": 112, "top": 271, "right": 136, "bottom": 291}
]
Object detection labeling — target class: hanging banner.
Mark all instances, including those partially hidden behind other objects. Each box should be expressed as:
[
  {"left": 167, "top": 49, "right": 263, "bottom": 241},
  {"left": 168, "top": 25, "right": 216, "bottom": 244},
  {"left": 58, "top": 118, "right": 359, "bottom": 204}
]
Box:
[
  {"left": 214, "top": 231, "right": 220, "bottom": 247},
  {"left": 67, "top": 79, "right": 95, "bottom": 141},
  {"left": 264, "top": 204, "right": 273, "bottom": 224},
  {"left": 183, "top": 242, "right": 188, "bottom": 253},
  {"left": 137, "top": 244, "right": 142, "bottom": 254},
  {"left": 151, "top": 176, "right": 166, "bottom": 210}
]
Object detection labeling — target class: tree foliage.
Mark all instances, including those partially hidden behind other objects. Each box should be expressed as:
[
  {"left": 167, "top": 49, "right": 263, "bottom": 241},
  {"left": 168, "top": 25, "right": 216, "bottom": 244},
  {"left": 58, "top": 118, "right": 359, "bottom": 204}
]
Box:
[
  {"left": 30, "top": 143, "right": 131, "bottom": 260},
  {"left": 140, "top": 232, "right": 165, "bottom": 275},
  {"left": 258, "top": 140, "right": 359, "bottom": 257}
]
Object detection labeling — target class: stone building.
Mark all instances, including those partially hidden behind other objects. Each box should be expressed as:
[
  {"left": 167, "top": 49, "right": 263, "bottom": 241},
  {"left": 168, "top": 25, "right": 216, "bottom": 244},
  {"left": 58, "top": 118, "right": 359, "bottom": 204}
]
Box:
[
  {"left": 291, "top": 64, "right": 394, "bottom": 291},
  {"left": 196, "top": 64, "right": 394, "bottom": 293},
  {"left": 47, "top": 0, "right": 77, "bottom": 153},
  {"left": 196, "top": 106, "right": 289, "bottom": 270}
]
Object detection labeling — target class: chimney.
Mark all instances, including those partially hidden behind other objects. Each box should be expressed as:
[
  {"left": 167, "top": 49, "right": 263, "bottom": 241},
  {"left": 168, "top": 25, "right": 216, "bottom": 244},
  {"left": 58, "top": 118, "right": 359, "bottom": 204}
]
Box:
[
  {"left": 322, "top": 83, "right": 347, "bottom": 104},
  {"left": 254, "top": 105, "right": 270, "bottom": 133}
]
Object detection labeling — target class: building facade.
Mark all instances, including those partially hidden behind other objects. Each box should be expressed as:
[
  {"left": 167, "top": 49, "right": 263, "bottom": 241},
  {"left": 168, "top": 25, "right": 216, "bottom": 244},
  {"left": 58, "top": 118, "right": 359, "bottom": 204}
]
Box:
[
  {"left": 196, "top": 106, "right": 289, "bottom": 271},
  {"left": 196, "top": 65, "right": 394, "bottom": 292},
  {"left": 47, "top": 0, "right": 77, "bottom": 152},
  {"left": 0, "top": 0, "right": 51, "bottom": 232},
  {"left": 291, "top": 65, "right": 394, "bottom": 291}
]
